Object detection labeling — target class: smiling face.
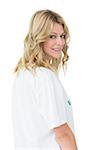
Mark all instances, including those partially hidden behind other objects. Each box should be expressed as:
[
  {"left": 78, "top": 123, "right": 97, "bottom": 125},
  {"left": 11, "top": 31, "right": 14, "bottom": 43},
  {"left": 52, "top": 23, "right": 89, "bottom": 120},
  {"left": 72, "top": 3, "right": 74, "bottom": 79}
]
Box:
[{"left": 42, "top": 23, "right": 66, "bottom": 59}]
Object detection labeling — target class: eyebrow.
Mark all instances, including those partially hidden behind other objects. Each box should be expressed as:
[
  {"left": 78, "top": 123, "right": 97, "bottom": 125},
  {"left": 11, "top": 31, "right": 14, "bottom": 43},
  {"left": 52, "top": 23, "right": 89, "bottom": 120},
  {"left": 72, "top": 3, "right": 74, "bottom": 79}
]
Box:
[{"left": 51, "top": 32, "right": 65, "bottom": 35}]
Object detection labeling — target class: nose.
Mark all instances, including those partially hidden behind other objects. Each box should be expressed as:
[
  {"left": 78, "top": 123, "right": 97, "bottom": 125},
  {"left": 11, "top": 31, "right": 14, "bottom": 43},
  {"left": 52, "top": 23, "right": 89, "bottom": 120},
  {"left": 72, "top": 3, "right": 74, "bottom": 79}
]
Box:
[{"left": 56, "top": 37, "right": 64, "bottom": 46}]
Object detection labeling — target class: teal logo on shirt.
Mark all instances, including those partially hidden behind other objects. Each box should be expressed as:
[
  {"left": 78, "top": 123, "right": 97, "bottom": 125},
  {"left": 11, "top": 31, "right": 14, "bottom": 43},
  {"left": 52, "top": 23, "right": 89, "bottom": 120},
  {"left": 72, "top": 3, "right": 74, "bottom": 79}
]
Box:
[
  {"left": 65, "top": 98, "right": 71, "bottom": 107},
  {"left": 67, "top": 100, "right": 71, "bottom": 106}
]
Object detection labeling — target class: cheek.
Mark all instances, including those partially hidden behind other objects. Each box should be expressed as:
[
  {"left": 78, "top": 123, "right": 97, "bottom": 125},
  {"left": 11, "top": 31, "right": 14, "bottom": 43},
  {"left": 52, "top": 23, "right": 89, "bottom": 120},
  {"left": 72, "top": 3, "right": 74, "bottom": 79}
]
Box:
[
  {"left": 43, "top": 41, "right": 53, "bottom": 51},
  {"left": 62, "top": 40, "right": 66, "bottom": 45},
  {"left": 62, "top": 41, "right": 66, "bottom": 49}
]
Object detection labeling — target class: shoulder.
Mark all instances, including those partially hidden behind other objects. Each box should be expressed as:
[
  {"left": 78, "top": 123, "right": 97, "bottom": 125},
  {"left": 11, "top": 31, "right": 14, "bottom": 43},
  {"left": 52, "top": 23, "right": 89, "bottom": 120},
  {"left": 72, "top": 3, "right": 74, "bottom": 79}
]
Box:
[
  {"left": 14, "top": 67, "right": 56, "bottom": 84},
  {"left": 16, "top": 69, "right": 34, "bottom": 81},
  {"left": 35, "top": 67, "right": 68, "bottom": 96},
  {"left": 34, "top": 67, "right": 65, "bottom": 92},
  {"left": 35, "top": 67, "right": 59, "bottom": 83},
  {"left": 13, "top": 69, "right": 36, "bottom": 89},
  {"left": 13, "top": 67, "right": 61, "bottom": 90}
]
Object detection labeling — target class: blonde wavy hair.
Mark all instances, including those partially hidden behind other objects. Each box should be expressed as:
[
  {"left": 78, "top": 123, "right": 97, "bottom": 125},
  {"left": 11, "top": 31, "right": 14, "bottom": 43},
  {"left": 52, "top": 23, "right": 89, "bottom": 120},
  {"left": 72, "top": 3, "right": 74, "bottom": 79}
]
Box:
[{"left": 14, "top": 9, "right": 70, "bottom": 75}]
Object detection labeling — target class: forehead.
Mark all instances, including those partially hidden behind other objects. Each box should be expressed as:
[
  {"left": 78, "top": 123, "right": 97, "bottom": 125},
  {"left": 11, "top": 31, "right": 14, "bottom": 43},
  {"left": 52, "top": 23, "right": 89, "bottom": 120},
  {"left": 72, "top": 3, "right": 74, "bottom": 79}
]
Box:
[{"left": 51, "top": 23, "right": 64, "bottom": 34}]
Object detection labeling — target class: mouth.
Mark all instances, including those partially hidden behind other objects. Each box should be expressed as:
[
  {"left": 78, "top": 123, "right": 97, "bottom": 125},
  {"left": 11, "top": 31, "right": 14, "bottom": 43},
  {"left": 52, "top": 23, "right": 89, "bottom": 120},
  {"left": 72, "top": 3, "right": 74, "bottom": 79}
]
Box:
[{"left": 51, "top": 48, "right": 62, "bottom": 52}]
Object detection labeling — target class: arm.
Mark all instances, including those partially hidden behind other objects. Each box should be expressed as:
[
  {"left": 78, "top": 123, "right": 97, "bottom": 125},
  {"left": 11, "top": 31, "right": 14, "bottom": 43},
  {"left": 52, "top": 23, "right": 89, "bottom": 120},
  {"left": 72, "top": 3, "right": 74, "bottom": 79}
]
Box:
[{"left": 54, "top": 123, "right": 78, "bottom": 150}]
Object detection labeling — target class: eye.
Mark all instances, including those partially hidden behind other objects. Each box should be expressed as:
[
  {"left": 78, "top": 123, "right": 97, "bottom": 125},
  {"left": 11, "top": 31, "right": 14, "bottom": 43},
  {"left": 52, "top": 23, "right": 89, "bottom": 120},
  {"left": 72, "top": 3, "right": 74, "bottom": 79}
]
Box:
[
  {"left": 49, "top": 35, "right": 57, "bottom": 39},
  {"left": 60, "top": 34, "right": 66, "bottom": 39}
]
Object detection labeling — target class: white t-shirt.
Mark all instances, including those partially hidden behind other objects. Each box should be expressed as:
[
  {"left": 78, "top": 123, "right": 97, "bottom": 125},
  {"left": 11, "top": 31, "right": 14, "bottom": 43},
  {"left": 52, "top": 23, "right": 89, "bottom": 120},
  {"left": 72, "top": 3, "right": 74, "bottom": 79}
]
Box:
[{"left": 12, "top": 67, "right": 74, "bottom": 150}]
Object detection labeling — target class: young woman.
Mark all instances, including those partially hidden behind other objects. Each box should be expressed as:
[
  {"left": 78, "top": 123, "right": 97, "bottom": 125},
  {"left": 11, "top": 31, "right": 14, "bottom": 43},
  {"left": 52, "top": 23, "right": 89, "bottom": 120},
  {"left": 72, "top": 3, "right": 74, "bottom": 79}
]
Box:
[{"left": 12, "top": 9, "right": 78, "bottom": 150}]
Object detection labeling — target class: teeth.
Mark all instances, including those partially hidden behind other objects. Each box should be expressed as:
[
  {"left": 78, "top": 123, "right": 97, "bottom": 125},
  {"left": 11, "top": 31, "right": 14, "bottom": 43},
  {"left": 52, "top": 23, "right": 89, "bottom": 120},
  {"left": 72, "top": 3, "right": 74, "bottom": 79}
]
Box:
[{"left": 52, "top": 48, "right": 61, "bottom": 51}]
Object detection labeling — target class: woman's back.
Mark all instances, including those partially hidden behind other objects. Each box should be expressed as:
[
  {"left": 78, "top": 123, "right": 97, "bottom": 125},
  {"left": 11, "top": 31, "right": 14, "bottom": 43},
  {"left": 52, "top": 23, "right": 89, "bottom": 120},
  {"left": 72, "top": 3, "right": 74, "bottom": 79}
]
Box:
[{"left": 12, "top": 67, "right": 74, "bottom": 149}]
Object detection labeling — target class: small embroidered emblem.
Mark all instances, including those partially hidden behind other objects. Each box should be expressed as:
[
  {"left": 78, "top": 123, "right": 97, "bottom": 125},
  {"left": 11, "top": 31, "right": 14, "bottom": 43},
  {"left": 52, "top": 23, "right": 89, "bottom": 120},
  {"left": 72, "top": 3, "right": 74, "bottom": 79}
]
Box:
[
  {"left": 67, "top": 100, "right": 71, "bottom": 106},
  {"left": 65, "top": 98, "right": 71, "bottom": 107}
]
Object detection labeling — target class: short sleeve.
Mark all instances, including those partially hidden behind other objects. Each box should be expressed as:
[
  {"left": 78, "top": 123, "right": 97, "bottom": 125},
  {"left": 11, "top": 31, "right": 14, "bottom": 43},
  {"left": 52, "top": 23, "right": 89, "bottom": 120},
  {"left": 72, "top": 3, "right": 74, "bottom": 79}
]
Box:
[{"left": 35, "top": 69, "right": 68, "bottom": 130}]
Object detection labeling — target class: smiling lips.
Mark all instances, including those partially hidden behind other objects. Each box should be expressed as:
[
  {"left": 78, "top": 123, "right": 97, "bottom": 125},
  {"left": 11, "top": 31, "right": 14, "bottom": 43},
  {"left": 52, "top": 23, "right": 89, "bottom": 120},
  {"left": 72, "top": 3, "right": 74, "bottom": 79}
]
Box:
[{"left": 51, "top": 48, "right": 62, "bottom": 52}]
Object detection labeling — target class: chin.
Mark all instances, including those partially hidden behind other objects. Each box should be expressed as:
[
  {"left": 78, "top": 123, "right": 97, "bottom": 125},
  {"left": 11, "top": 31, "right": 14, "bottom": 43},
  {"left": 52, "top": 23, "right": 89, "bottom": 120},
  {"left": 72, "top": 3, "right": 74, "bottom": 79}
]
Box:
[
  {"left": 51, "top": 52, "right": 62, "bottom": 59},
  {"left": 46, "top": 52, "right": 61, "bottom": 59},
  {"left": 51, "top": 55, "right": 61, "bottom": 59}
]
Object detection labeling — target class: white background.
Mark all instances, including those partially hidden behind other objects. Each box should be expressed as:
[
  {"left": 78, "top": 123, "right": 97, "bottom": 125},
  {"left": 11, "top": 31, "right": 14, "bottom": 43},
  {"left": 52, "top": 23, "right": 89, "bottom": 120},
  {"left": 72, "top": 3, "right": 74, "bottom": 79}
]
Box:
[{"left": 0, "top": 0, "right": 100, "bottom": 149}]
